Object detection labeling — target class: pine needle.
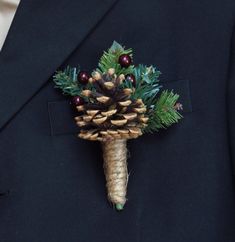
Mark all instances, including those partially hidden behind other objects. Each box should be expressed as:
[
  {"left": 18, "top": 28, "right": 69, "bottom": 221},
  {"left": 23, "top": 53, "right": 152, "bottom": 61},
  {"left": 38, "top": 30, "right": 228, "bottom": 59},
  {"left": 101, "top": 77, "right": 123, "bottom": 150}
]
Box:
[{"left": 144, "top": 90, "right": 183, "bottom": 133}]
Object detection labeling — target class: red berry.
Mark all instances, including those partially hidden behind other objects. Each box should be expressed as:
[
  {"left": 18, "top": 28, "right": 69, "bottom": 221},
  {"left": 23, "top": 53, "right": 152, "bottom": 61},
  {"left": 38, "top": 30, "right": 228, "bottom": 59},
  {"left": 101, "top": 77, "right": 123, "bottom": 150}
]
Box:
[
  {"left": 78, "top": 71, "right": 90, "bottom": 84},
  {"left": 118, "top": 54, "right": 132, "bottom": 68},
  {"left": 125, "top": 74, "right": 136, "bottom": 87},
  {"left": 71, "top": 96, "right": 84, "bottom": 106}
]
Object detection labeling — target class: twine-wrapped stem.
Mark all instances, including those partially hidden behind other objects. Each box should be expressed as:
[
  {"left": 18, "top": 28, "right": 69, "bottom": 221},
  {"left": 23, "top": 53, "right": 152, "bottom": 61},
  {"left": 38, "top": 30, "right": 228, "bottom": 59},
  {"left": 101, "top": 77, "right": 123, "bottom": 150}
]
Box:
[{"left": 101, "top": 139, "right": 128, "bottom": 210}]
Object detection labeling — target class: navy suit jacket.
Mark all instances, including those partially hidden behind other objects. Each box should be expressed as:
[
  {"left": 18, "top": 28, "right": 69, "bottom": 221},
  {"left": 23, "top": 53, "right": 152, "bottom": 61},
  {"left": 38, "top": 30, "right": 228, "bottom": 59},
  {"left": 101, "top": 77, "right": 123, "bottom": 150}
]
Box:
[{"left": 0, "top": 0, "right": 235, "bottom": 241}]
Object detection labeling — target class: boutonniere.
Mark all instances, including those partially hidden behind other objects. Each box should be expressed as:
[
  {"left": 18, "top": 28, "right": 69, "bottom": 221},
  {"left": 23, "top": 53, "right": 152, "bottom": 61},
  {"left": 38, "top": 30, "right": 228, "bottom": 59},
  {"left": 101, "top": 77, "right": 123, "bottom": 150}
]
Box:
[{"left": 53, "top": 41, "right": 183, "bottom": 211}]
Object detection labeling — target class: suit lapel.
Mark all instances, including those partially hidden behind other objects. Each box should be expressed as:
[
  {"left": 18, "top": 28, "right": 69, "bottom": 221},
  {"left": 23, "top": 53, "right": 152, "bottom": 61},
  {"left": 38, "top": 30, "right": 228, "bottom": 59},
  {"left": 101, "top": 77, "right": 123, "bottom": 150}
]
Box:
[{"left": 0, "top": 0, "right": 118, "bottom": 130}]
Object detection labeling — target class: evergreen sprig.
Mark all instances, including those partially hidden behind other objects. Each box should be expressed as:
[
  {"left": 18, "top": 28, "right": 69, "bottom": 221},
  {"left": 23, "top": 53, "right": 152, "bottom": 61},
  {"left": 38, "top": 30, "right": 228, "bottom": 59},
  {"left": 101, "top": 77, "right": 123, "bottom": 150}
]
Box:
[
  {"left": 97, "top": 41, "right": 134, "bottom": 75},
  {"left": 122, "top": 65, "right": 161, "bottom": 108},
  {"left": 53, "top": 66, "right": 82, "bottom": 96},
  {"left": 144, "top": 90, "right": 183, "bottom": 133}
]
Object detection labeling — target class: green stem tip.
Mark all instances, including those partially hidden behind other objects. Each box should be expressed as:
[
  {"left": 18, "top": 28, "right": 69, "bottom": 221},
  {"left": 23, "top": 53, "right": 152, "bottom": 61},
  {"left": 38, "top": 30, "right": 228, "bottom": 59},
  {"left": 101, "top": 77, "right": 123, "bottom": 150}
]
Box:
[{"left": 115, "top": 203, "right": 124, "bottom": 211}]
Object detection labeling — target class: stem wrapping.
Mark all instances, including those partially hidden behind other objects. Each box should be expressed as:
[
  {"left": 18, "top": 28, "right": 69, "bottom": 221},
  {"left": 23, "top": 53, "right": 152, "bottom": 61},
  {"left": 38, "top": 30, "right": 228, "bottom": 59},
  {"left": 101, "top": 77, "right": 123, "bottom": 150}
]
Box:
[{"left": 101, "top": 139, "right": 128, "bottom": 210}]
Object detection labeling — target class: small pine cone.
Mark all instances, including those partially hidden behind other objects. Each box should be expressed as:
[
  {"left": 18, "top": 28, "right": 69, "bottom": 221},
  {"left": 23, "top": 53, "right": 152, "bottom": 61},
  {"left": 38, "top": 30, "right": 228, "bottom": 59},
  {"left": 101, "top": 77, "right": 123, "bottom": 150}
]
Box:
[{"left": 75, "top": 71, "right": 148, "bottom": 141}]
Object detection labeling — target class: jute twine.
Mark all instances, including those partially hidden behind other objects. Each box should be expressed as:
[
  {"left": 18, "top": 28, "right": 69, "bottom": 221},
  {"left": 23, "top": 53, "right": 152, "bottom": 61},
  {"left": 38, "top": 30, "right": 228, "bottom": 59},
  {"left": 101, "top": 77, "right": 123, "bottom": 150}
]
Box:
[{"left": 101, "top": 138, "right": 128, "bottom": 210}]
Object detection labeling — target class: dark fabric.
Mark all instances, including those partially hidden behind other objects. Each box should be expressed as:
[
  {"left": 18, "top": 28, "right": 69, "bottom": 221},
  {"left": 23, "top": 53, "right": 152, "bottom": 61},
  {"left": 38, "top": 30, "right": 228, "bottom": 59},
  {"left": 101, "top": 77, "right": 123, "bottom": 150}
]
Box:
[
  {"left": 0, "top": 0, "right": 235, "bottom": 241},
  {"left": 228, "top": 24, "right": 235, "bottom": 175}
]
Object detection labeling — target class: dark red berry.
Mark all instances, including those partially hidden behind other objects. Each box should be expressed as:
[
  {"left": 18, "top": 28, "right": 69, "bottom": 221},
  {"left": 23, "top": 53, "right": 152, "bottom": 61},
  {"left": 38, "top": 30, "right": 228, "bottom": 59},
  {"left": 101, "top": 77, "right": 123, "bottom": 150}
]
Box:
[
  {"left": 71, "top": 96, "right": 84, "bottom": 106},
  {"left": 78, "top": 71, "right": 90, "bottom": 85},
  {"left": 118, "top": 54, "right": 132, "bottom": 68},
  {"left": 125, "top": 74, "right": 136, "bottom": 87}
]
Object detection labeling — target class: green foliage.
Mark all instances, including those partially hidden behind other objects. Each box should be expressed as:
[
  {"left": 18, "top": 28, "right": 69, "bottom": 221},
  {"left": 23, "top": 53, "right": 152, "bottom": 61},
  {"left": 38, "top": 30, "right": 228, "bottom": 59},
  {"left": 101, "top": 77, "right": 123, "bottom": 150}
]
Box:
[
  {"left": 53, "top": 66, "right": 82, "bottom": 96},
  {"left": 123, "top": 65, "right": 161, "bottom": 108},
  {"left": 144, "top": 90, "right": 183, "bottom": 133},
  {"left": 97, "top": 41, "right": 134, "bottom": 75}
]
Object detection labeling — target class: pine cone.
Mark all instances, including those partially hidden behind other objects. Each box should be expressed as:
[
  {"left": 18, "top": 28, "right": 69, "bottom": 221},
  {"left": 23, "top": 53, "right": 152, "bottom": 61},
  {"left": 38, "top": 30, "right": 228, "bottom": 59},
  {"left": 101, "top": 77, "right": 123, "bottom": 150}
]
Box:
[{"left": 75, "top": 69, "right": 148, "bottom": 141}]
